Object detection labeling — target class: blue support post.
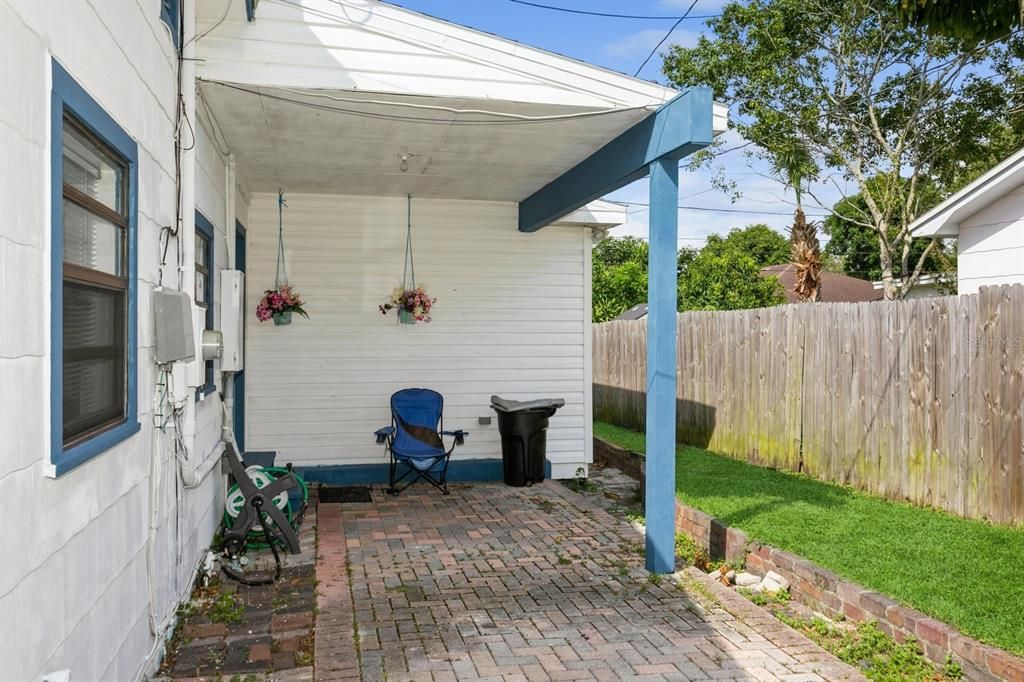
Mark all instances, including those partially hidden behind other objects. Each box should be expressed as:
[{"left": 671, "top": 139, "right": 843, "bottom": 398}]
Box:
[{"left": 645, "top": 157, "right": 679, "bottom": 573}]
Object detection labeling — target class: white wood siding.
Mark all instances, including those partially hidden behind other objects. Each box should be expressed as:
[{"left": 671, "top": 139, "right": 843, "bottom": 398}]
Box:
[
  {"left": 958, "top": 183, "right": 1024, "bottom": 294},
  {"left": 245, "top": 193, "right": 592, "bottom": 475},
  {"left": 0, "top": 1, "right": 223, "bottom": 680}
]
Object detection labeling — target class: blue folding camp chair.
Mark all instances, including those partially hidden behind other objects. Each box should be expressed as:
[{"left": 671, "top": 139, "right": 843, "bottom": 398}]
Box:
[{"left": 374, "top": 388, "right": 467, "bottom": 495}]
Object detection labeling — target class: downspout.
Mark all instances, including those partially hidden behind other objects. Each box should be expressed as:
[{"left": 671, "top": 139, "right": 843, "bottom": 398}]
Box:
[
  {"left": 224, "top": 155, "right": 236, "bottom": 447},
  {"left": 178, "top": 0, "right": 200, "bottom": 487}
]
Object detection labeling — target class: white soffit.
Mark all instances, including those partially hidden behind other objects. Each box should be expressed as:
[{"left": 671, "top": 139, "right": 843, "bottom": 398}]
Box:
[{"left": 200, "top": 82, "right": 653, "bottom": 199}]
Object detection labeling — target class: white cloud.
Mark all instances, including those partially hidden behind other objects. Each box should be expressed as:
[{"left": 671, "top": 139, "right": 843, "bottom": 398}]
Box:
[{"left": 603, "top": 27, "right": 701, "bottom": 58}]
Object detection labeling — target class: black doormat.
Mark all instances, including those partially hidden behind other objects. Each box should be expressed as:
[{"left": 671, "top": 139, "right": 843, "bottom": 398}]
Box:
[{"left": 318, "top": 485, "right": 373, "bottom": 503}]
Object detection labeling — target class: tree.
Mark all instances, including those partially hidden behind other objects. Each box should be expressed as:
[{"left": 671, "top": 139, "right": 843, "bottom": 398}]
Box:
[
  {"left": 823, "top": 181, "right": 957, "bottom": 284},
  {"left": 592, "top": 229, "right": 786, "bottom": 322},
  {"left": 592, "top": 237, "right": 648, "bottom": 322},
  {"left": 899, "top": 0, "right": 1021, "bottom": 43},
  {"left": 679, "top": 249, "right": 786, "bottom": 311},
  {"left": 790, "top": 209, "right": 823, "bottom": 301},
  {"left": 700, "top": 224, "right": 790, "bottom": 267},
  {"left": 663, "top": 0, "right": 1023, "bottom": 299},
  {"left": 677, "top": 225, "right": 787, "bottom": 310}
]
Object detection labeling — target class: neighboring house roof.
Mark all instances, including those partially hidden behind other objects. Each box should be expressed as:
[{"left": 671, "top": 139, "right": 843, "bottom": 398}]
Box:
[
  {"left": 910, "top": 146, "right": 1024, "bottom": 237},
  {"left": 614, "top": 304, "right": 648, "bottom": 320},
  {"left": 760, "top": 264, "right": 884, "bottom": 303}
]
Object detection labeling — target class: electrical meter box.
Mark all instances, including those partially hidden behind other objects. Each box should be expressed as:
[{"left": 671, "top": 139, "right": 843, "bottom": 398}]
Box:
[{"left": 220, "top": 270, "right": 244, "bottom": 371}]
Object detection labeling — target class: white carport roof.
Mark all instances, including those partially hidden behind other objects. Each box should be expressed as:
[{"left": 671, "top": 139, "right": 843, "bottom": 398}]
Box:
[
  {"left": 911, "top": 146, "right": 1024, "bottom": 237},
  {"left": 195, "top": 0, "right": 727, "bottom": 202}
]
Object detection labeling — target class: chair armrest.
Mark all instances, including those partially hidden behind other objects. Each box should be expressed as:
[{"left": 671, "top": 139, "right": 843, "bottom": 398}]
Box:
[
  {"left": 442, "top": 430, "right": 467, "bottom": 446},
  {"left": 374, "top": 426, "right": 395, "bottom": 444}
]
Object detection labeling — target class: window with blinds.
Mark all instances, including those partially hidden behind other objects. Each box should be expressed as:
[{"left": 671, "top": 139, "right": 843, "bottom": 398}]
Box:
[{"left": 61, "top": 115, "right": 129, "bottom": 447}]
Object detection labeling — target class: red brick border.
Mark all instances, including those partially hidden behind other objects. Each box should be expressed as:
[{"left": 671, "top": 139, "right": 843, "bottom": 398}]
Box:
[
  {"left": 595, "top": 437, "right": 1024, "bottom": 682},
  {"left": 313, "top": 503, "right": 359, "bottom": 681}
]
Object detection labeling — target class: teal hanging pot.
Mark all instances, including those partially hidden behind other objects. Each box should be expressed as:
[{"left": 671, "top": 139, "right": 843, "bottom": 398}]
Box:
[
  {"left": 398, "top": 309, "right": 415, "bottom": 325},
  {"left": 273, "top": 310, "right": 292, "bottom": 326}
]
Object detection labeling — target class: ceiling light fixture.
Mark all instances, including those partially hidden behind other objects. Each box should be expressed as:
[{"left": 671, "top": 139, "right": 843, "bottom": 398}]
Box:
[{"left": 398, "top": 152, "right": 415, "bottom": 173}]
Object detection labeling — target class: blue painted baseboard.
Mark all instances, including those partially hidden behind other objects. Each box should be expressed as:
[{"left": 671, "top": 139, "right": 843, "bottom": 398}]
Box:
[{"left": 296, "top": 458, "right": 553, "bottom": 486}]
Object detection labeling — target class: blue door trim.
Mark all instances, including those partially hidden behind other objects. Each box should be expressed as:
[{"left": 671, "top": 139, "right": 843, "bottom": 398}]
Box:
[{"left": 233, "top": 220, "right": 246, "bottom": 452}]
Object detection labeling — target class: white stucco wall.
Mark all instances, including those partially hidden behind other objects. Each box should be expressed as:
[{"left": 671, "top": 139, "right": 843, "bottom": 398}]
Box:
[
  {"left": 957, "top": 183, "right": 1024, "bottom": 294},
  {"left": 0, "top": 1, "right": 225, "bottom": 678},
  {"left": 244, "top": 193, "right": 593, "bottom": 478}
]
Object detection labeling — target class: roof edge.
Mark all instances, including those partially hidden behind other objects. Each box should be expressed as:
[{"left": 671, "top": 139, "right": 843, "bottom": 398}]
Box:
[{"left": 911, "top": 146, "right": 1024, "bottom": 237}]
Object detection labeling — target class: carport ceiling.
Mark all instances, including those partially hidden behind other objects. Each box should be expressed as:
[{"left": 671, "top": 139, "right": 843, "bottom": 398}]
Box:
[{"left": 199, "top": 81, "right": 653, "bottom": 200}]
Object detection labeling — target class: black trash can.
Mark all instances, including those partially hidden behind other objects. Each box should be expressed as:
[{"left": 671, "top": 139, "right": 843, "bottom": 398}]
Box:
[{"left": 491, "top": 395, "right": 565, "bottom": 487}]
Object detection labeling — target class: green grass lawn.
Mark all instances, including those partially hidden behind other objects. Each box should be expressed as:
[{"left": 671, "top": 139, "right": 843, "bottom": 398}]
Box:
[{"left": 594, "top": 421, "right": 1024, "bottom": 655}]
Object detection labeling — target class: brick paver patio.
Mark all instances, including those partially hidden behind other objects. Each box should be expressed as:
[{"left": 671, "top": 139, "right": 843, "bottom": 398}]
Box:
[{"left": 315, "top": 481, "right": 865, "bottom": 681}]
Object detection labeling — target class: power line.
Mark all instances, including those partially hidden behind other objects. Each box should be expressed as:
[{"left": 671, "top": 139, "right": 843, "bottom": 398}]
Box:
[
  {"left": 507, "top": 0, "right": 719, "bottom": 21},
  {"left": 622, "top": 201, "right": 830, "bottom": 217},
  {"left": 634, "top": 2, "right": 694, "bottom": 77}
]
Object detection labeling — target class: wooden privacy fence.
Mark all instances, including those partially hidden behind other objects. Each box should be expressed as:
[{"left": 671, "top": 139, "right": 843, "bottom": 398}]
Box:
[{"left": 593, "top": 284, "right": 1024, "bottom": 524}]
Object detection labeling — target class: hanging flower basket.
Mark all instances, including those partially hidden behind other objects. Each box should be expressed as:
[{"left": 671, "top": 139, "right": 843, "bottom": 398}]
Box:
[
  {"left": 257, "top": 284, "right": 308, "bottom": 325},
  {"left": 378, "top": 195, "right": 435, "bottom": 325},
  {"left": 380, "top": 285, "right": 435, "bottom": 324},
  {"left": 259, "top": 191, "right": 309, "bottom": 327}
]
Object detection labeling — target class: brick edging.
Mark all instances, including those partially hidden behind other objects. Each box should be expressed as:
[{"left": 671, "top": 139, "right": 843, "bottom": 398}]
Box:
[
  {"left": 595, "top": 437, "right": 1024, "bottom": 682},
  {"left": 313, "top": 503, "right": 360, "bottom": 681}
]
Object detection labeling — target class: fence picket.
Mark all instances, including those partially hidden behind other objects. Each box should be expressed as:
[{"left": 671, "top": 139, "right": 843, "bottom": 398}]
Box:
[{"left": 592, "top": 285, "right": 1024, "bottom": 523}]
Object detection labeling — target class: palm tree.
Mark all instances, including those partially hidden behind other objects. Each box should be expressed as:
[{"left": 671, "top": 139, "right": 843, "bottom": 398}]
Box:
[{"left": 791, "top": 208, "right": 822, "bottom": 302}]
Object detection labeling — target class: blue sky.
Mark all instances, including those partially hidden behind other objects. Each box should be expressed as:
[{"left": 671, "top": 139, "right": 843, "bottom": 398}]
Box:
[{"left": 386, "top": 0, "right": 843, "bottom": 245}]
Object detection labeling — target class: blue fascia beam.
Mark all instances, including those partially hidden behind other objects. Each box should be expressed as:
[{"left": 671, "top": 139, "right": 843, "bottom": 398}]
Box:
[{"left": 517, "top": 87, "right": 713, "bottom": 233}]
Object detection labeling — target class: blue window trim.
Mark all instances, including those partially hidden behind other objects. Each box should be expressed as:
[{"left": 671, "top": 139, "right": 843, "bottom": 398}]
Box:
[
  {"left": 160, "top": 0, "right": 181, "bottom": 48},
  {"left": 49, "top": 60, "right": 140, "bottom": 477},
  {"left": 195, "top": 210, "right": 216, "bottom": 399}
]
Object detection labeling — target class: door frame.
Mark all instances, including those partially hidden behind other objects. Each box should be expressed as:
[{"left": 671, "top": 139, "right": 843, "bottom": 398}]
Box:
[{"left": 233, "top": 219, "right": 246, "bottom": 452}]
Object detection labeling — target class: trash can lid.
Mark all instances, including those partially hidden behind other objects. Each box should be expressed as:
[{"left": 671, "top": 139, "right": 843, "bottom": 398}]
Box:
[{"left": 490, "top": 395, "right": 566, "bottom": 413}]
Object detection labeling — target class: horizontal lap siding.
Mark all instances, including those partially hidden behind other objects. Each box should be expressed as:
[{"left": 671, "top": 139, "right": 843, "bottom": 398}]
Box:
[
  {"left": 245, "top": 193, "right": 589, "bottom": 468},
  {"left": 958, "top": 188, "right": 1024, "bottom": 294}
]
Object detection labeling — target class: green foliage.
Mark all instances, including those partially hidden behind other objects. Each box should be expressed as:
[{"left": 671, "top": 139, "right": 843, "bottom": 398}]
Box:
[
  {"left": 778, "top": 615, "right": 960, "bottom": 681},
  {"left": 209, "top": 591, "right": 245, "bottom": 624},
  {"left": 899, "top": 0, "right": 1020, "bottom": 44},
  {"left": 679, "top": 248, "right": 785, "bottom": 311},
  {"left": 594, "top": 421, "right": 1024, "bottom": 655},
  {"left": 700, "top": 224, "right": 791, "bottom": 268},
  {"left": 661, "top": 0, "right": 1024, "bottom": 296},
  {"left": 593, "top": 225, "right": 787, "bottom": 320},
  {"left": 677, "top": 225, "right": 789, "bottom": 311},
  {"left": 675, "top": 533, "right": 711, "bottom": 571},
  {"left": 592, "top": 236, "right": 648, "bottom": 322},
  {"left": 824, "top": 180, "right": 957, "bottom": 287},
  {"left": 738, "top": 586, "right": 791, "bottom": 607}
]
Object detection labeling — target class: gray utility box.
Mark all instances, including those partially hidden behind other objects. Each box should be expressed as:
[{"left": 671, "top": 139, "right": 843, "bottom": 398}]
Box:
[{"left": 154, "top": 289, "right": 196, "bottom": 365}]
